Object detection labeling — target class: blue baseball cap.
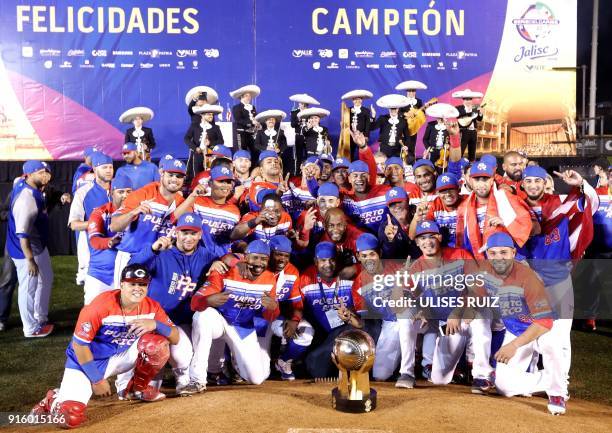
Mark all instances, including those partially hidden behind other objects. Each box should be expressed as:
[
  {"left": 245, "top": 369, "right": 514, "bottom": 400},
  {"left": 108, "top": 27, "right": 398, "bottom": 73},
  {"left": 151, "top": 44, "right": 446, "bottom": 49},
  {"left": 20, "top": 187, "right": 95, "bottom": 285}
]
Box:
[
  {"left": 258, "top": 150, "right": 278, "bottom": 163},
  {"left": 319, "top": 154, "right": 334, "bottom": 164},
  {"left": 212, "top": 145, "right": 232, "bottom": 159},
  {"left": 270, "top": 235, "right": 292, "bottom": 254},
  {"left": 112, "top": 174, "right": 132, "bottom": 190},
  {"left": 246, "top": 240, "right": 271, "bottom": 256},
  {"left": 458, "top": 158, "right": 471, "bottom": 170},
  {"left": 122, "top": 143, "right": 137, "bottom": 153},
  {"left": 315, "top": 241, "right": 336, "bottom": 259},
  {"left": 470, "top": 160, "right": 495, "bottom": 178},
  {"left": 348, "top": 160, "right": 369, "bottom": 174},
  {"left": 415, "top": 220, "right": 440, "bottom": 237},
  {"left": 332, "top": 157, "right": 349, "bottom": 170},
  {"left": 176, "top": 212, "right": 202, "bottom": 232},
  {"left": 84, "top": 147, "right": 98, "bottom": 158},
  {"left": 385, "top": 157, "right": 404, "bottom": 168},
  {"left": 485, "top": 232, "right": 515, "bottom": 250},
  {"left": 522, "top": 166, "right": 547, "bottom": 180},
  {"left": 256, "top": 188, "right": 277, "bottom": 205},
  {"left": 356, "top": 233, "right": 379, "bottom": 252},
  {"left": 318, "top": 182, "right": 339, "bottom": 198},
  {"left": 91, "top": 152, "right": 113, "bottom": 167},
  {"left": 480, "top": 154, "right": 498, "bottom": 167},
  {"left": 413, "top": 159, "right": 435, "bottom": 172},
  {"left": 210, "top": 165, "right": 234, "bottom": 181},
  {"left": 436, "top": 173, "right": 459, "bottom": 191},
  {"left": 23, "top": 160, "right": 51, "bottom": 175},
  {"left": 233, "top": 149, "right": 251, "bottom": 161},
  {"left": 304, "top": 156, "right": 319, "bottom": 166},
  {"left": 159, "top": 154, "right": 174, "bottom": 167},
  {"left": 159, "top": 157, "right": 186, "bottom": 174},
  {"left": 385, "top": 187, "right": 408, "bottom": 205}
]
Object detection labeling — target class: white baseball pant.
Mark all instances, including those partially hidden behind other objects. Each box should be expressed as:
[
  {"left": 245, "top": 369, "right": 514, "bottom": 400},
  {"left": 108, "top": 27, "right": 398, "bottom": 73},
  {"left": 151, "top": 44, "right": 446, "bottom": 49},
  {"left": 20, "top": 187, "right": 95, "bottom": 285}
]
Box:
[
  {"left": 546, "top": 274, "right": 573, "bottom": 388},
  {"left": 83, "top": 275, "right": 113, "bottom": 305},
  {"left": 75, "top": 231, "right": 89, "bottom": 284},
  {"left": 56, "top": 340, "right": 139, "bottom": 405},
  {"left": 494, "top": 321, "right": 567, "bottom": 398},
  {"left": 113, "top": 251, "right": 132, "bottom": 289},
  {"left": 373, "top": 320, "right": 401, "bottom": 381},
  {"left": 430, "top": 319, "right": 493, "bottom": 385},
  {"left": 398, "top": 318, "right": 436, "bottom": 377},
  {"left": 190, "top": 308, "right": 270, "bottom": 385},
  {"left": 12, "top": 248, "right": 53, "bottom": 336}
]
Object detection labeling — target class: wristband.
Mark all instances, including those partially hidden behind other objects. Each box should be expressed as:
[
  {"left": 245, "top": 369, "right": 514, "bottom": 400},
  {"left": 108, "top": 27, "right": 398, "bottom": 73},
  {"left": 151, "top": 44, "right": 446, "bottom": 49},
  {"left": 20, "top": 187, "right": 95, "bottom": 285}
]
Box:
[
  {"left": 155, "top": 321, "right": 172, "bottom": 338},
  {"left": 81, "top": 360, "right": 104, "bottom": 384},
  {"left": 247, "top": 218, "right": 258, "bottom": 229}
]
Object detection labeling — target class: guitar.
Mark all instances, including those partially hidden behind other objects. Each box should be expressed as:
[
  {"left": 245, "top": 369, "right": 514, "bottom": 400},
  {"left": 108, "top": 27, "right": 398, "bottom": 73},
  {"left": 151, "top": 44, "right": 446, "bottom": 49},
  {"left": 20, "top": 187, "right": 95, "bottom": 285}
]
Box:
[
  {"left": 457, "top": 103, "right": 487, "bottom": 128},
  {"left": 405, "top": 98, "right": 438, "bottom": 136}
]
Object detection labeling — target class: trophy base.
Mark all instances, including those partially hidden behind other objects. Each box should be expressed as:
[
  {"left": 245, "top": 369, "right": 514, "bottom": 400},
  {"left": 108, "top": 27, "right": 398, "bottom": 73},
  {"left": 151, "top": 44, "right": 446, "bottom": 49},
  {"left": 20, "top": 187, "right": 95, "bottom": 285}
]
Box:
[{"left": 331, "top": 388, "right": 377, "bottom": 413}]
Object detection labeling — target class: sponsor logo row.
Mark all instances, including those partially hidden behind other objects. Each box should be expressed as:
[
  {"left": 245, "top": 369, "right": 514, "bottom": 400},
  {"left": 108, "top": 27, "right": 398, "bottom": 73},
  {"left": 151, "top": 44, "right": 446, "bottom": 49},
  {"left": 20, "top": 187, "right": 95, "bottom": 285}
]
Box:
[
  {"left": 311, "top": 61, "right": 459, "bottom": 71},
  {"left": 292, "top": 49, "right": 478, "bottom": 60},
  {"left": 24, "top": 48, "right": 221, "bottom": 58},
  {"left": 42, "top": 59, "right": 203, "bottom": 70}
]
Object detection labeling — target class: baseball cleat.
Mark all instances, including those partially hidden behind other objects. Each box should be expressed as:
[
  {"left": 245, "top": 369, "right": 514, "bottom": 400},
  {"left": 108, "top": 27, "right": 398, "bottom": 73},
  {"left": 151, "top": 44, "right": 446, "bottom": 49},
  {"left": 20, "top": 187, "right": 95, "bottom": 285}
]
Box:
[
  {"left": 471, "top": 378, "right": 494, "bottom": 395},
  {"left": 584, "top": 319, "right": 596, "bottom": 332},
  {"left": 421, "top": 364, "right": 432, "bottom": 382},
  {"left": 25, "top": 323, "right": 54, "bottom": 338},
  {"left": 207, "top": 372, "right": 230, "bottom": 386},
  {"left": 180, "top": 381, "right": 207, "bottom": 395},
  {"left": 124, "top": 386, "right": 166, "bottom": 402},
  {"left": 275, "top": 359, "right": 295, "bottom": 381},
  {"left": 30, "top": 389, "right": 58, "bottom": 415},
  {"left": 395, "top": 374, "right": 415, "bottom": 389},
  {"left": 547, "top": 396, "right": 566, "bottom": 415}
]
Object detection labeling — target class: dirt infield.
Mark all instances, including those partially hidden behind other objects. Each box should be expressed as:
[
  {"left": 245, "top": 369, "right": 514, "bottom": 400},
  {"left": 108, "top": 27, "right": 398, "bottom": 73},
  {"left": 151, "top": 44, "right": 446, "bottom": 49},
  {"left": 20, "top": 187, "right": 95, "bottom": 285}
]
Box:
[{"left": 10, "top": 380, "right": 612, "bottom": 433}]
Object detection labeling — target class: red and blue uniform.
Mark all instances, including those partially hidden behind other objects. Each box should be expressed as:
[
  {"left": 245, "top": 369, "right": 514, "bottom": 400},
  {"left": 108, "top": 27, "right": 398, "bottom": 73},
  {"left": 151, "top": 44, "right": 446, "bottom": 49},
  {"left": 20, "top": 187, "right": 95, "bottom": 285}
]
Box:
[
  {"left": 115, "top": 182, "right": 185, "bottom": 253},
  {"left": 87, "top": 203, "right": 120, "bottom": 286},
  {"left": 66, "top": 290, "right": 173, "bottom": 373},
  {"left": 592, "top": 186, "right": 612, "bottom": 252},
  {"left": 426, "top": 196, "right": 466, "bottom": 247},
  {"left": 239, "top": 211, "right": 293, "bottom": 244},
  {"left": 193, "top": 196, "right": 241, "bottom": 253}
]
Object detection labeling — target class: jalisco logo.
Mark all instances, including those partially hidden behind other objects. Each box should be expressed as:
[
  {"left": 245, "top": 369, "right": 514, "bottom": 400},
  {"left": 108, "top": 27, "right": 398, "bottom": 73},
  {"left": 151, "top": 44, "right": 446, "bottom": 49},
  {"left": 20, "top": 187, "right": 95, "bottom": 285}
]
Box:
[
  {"left": 512, "top": 3, "right": 560, "bottom": 63},
  {"left": 292, "top": 49, "right": 313, "bottom": 58}
]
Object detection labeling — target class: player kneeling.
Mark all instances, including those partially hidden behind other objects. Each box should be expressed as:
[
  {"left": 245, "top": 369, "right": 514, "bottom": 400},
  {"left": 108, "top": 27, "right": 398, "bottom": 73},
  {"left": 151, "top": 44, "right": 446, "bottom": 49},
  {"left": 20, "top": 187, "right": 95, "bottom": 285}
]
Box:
[{"left": 30, "top": 264, "right": 180, "bottom": 429}]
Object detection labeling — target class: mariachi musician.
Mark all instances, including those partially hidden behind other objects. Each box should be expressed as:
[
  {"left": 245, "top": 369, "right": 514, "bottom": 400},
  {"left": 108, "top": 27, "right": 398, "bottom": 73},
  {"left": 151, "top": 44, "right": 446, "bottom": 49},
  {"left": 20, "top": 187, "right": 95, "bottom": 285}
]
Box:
[
  {"left": 185, "top": 85, "right": 219, "bottom": 124},
  {"left": 371, "top": 94, "right": 410, "bottom": 159},
  {"left": 120, "top": 107, "right": 156, "bottom": 160},
  {"left": 422, "top": 103, "right": 460, "bottom": 170},
  {"left": 396, "top": 80, "right": 427, "bottom": 162},
  {"left": 453, "top": 88, "right": 484, "bottom": 162},
  {"left": 290, "top": 93, "right": 320, "bottom": 172},
  {"left": 340, "top": 89, "right": 373, "bottom": 161},
  {"left": 253, "top": 109, "right": 288, "bottom": 163},
  {"left": 184, "top": 104, "right": 224, "bottom": 179},
  {"left": 298, "top": 107, "right": 332, "bottom": 157},
  {"left": 230, "top": 84, "right": 260, "bottom": 153}
]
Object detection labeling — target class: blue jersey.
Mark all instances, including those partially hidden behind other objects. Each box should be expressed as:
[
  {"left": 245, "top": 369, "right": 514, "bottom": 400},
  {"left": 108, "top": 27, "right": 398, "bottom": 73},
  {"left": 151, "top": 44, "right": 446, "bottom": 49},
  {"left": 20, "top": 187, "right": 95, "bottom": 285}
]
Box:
[
  {"left": 7, "top": 179, "right": 48, "bottom": 259},
  {"left": 72, "top": 163, "right": 94, "bottom": 194},
  {"left": 129, "top": 245, "right": 220, "bottom": 325},
  {"left": 592, "top": 187, "right": 612, "bottom": 252},
  {"left": 297, "top": 266, "right": 366, "bottom": 333},
  {"left": 66, "top": 290, "right": 173, "bottom": 376},
  {"left": 115, "top": 161, "right": 160, "bottom": 190},
  {"left": 87, "top": 203, "right": 119, "bottom": 286},
  {"left": 69, "top": 181, "right": 111, "bottom": 227}
]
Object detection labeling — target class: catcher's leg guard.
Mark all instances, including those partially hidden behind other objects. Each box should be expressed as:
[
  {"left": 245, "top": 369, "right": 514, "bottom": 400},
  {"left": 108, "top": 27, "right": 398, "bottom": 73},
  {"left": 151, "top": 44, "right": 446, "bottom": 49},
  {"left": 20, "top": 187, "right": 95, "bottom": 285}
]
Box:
[
  {"left": 127, "top": 333, "right": 170, "bottom": 392},
  {"left": 54, "top": 400, "right": 87, "bottom": 429}
]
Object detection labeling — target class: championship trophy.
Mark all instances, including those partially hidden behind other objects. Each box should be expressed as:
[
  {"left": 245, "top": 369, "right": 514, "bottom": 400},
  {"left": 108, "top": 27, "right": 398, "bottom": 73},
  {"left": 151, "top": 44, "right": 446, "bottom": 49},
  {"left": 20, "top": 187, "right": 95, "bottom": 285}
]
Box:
[{"left": 331, "top": 329, "right": 377, "bottom": 413}]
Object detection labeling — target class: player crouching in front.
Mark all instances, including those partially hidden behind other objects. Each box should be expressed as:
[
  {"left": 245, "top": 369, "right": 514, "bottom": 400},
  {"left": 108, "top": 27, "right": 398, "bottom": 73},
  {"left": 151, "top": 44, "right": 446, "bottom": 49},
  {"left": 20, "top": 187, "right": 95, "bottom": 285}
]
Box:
[{"left": 30, "top": 264, "right": 180, "bottom": 429}]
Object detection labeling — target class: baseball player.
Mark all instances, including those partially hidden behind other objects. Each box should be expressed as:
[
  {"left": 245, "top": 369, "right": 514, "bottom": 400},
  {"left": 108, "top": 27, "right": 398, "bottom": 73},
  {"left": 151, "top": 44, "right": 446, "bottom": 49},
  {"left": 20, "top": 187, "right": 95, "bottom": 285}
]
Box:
[
  {"left": 71, "top": 147, "right": 97, "bottom": 194},
  {"left": 7, "top": 161, "right": 54, "bottom": 337},
  {"left": 69, "top": 152, "right": 113, "bottom": 285},
  {"left": 474, "top": 232, "right": 567, "bottom": 415},
  {"left": 84, "top": 175, "right": 133, "bottom": 304},
  {"left": 188, "top": 240, "right": 280, "bottom": 392},
  {"left": 115, "top": 142, "right": 160, "bottom": 190},
  {"left": 233, "top": 149, "right": 254, "bottom": 188},
  {"left": 406, "top": 159, "right": 439, "bottom": 207},
  {"left": 409, "top": 221, "right": 494, "bottom": 393},
  {"left": 379, "top": 187, "right": 421, "bottom": 260},
  {"left": 231, "top": 191, "right": 292, "bottom": 244},
  {"left": 295, "top": 182, "right": 341, "bottom": 249},
  {"left": 297, "top": 242, "right": 367, "bottom": 378},
  {"left": 110, "top": 157, "right": 186, "bottom": 287},
  {"left": 30, "top": 264, "right": 179, "bottom": 429}
]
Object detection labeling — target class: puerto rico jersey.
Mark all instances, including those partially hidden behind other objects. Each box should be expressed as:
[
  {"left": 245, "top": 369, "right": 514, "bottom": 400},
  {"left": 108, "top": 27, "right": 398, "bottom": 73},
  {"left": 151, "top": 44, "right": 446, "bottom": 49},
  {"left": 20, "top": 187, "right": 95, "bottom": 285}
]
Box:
[
  {"left": 192, "top": 196, "right": 241, "bottom": 253},
  {"left": 240, "top": 211, "right": 293, "bottom": 244},
  {"left": 343, "top": 184, "right": 391, "bottom": 234},
  {"left": 128, "top": 245, "right": 220, "bottom": 325},
  {"left": 320, "top": 223, "right": 365, "bottom": 262},
  {"left": 404, "top": 182, "right": 437, "bottom": 207},
  {"left": 426, "top": 195, "right": 466, "bottom": 247},
  {"left": 191, "top": 268, "right": 279, "bottom": 332},
  {"left": 87, "top": 202, "right": 120, "bottom": 286},
  {"left": 297, "top": 266, "right": 366, "bottom": 333},
  {"left": 474, "top": 261, "right": 553, "bottom": 336},
  {"left": 289, "top": 178, "right": 317, "bottom": 220},
  {"left": 115, "top": 160, "right": 160, "bottom": 190},
  {"left": 7, "top": 179, "right": 48, "bottom": 259},
  {"left": 593, "top": 186, "right": 612, "bottom": 252},
  {"left": 66, "top": 290, "right": 173, "bottom": 375},
  {"left": 115, "top": 182, "right": 185, "bottom": 254}
]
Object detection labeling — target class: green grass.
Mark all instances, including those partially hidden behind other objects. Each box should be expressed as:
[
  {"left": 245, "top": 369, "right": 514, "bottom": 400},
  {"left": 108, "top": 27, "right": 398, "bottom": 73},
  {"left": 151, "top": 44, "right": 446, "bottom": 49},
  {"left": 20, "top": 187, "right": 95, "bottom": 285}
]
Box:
[{"left": 0, "top": 256, "right": 610, "bottom": 412}]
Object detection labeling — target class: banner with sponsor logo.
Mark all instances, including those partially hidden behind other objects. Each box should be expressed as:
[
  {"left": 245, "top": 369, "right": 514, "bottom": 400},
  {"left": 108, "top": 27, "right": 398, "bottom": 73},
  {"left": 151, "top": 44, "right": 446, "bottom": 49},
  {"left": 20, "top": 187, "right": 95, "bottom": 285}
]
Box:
[{"left": 0, "top": 0, "right": 576, "bottom": 160}]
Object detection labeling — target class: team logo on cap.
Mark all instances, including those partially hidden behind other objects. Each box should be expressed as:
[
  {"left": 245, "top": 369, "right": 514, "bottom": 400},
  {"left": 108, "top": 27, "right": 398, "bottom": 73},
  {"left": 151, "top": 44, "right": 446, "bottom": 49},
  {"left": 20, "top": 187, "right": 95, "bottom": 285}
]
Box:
[
  {"left": 477, "top": 163, "right": 487, "bottom": 170},
  {"left": 123, "top": 144, "right": 129, "bottom": 150},
  {"left": 134, "top": 268, "right": 147, "bottom": 278},
  {"left": 221, "top": 167, "right": 231, "bottom": 175},
  {"left": 174, "top": 160, "right": 183, "bottom": 167},
  {"left": 421, "top": 221, "right": 431, "bottom": 228},
  {"left": 185, "top": 215, "right": 194, "bottom": 223},
  {"left": 164, "top": 155, "right": 173, "bottom": 160},
  {"left": 389, "top": 189, "right": 398, "bottom": 197},
  {"left": 441, "top": 175, "right": 450, "bottom": 182}
]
